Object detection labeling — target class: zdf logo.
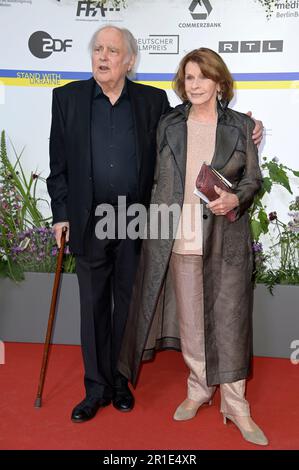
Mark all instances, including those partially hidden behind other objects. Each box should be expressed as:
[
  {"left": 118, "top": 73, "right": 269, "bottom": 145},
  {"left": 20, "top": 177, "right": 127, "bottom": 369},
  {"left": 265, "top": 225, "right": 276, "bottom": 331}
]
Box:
[{"left": 28, "top": 31, "right": 72, "bottom": 59}]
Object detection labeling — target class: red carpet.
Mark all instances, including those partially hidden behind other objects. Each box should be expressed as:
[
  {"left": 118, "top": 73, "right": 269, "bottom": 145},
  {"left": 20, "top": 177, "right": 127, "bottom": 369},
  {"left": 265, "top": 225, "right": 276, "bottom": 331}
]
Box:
[{"left": 0, "top": 343, "right": 298, "bottom": 450}]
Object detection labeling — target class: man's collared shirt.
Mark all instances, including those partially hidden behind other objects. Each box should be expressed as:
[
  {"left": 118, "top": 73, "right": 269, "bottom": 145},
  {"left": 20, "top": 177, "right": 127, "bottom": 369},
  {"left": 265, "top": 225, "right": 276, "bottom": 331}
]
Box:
[{"left": 91, "top": 79, "right": 138, "bottom": 206}]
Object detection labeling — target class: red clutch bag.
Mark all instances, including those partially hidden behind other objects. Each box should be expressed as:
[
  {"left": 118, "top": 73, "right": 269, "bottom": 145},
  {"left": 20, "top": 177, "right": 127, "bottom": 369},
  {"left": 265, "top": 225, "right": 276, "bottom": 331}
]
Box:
[{"left": 195, "top": 163, "right": 237, "bottom": 222}]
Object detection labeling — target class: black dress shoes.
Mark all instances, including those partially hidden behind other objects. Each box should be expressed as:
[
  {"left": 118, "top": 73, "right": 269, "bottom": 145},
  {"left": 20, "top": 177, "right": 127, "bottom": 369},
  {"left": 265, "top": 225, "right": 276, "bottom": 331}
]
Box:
[
  {"left": 71, "top": 397, "right": 111, "bottom": 423},
  {"left": 113, "top": 382, "right": 135, "bottom": 412}
]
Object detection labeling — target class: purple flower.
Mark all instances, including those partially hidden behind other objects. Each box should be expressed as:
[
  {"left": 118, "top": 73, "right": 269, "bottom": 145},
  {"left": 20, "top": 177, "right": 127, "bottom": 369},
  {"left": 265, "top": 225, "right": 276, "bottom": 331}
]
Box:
[
  {"left": 288, "top": 221, "right": 299, "bottom": 233},
  {"left": 269, "top": 211, "right": 277, "bottom": 221},
  {"left": 12, "top": 246, "right": 22, "bottom": 253},
  {"left": 51, "top": 247, "right": 58, "bottom": 256},
  {"left": 252, "top": 242, "right": 263, "bottom": 253}
]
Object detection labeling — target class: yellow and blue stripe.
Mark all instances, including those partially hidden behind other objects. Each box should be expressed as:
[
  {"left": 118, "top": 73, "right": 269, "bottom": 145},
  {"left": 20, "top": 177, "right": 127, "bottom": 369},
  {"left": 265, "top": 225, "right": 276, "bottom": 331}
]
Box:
[{"left": 1, "top": 70, "right": 299, "bottom": 90}]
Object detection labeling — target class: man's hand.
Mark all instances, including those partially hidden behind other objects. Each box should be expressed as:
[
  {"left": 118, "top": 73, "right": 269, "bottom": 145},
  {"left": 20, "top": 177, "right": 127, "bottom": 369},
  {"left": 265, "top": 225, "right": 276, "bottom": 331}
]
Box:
[
  {"left": 53, "top": 221, "right": 70, "bottom": 248},
  {"left": 207, "top": 186, "right": 239, "bottom": 216},
  {"left": 246, "top": 111, "right": 263, "bottom": 146}
]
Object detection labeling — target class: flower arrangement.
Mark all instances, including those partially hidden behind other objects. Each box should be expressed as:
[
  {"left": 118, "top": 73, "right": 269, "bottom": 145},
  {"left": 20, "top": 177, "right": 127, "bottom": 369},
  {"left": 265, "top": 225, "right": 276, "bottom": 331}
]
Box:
[
  {"left": 249, "top": 156, "right": 299, "bottom": 291},
  {"left": 0, "top": 131, "right": 75, "bottom": 281}
]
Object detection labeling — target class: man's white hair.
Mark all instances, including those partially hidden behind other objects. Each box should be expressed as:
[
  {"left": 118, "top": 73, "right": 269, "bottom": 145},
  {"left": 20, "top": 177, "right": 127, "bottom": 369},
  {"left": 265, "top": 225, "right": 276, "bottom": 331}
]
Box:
[{"left": 89, "top": 25, "right": 138, "bottom": 78}]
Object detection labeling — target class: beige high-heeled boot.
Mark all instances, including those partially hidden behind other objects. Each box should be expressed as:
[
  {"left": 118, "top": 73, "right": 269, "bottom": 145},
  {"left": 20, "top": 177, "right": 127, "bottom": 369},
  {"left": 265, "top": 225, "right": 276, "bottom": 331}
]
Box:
[
  {"left": 173, "top": 398, "right": 212, "bottom": 421},
  {"left": 223, "top": 414, "right": 269, "bottom": 446}
]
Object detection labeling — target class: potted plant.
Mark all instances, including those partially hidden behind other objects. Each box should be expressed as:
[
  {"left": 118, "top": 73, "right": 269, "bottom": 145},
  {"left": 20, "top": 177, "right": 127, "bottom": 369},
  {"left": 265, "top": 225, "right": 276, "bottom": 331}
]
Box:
[
  {"left": 0, "top": 131, "right": 80, "bottom": 344},
  {"left": 0, "top": 130, "right": 75, "bottom": 280},
  {"left": 249, "top": 156, "right": 299, "bottom": 357}
]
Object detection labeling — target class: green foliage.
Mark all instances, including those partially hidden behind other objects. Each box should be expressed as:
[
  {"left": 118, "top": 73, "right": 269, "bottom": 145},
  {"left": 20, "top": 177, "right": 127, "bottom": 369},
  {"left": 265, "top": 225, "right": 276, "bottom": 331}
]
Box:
[
  {"left": 0, "top": 131, "right": 75, "bottom": 282},
  {"left": 250, "top": 157, "right": 299, "bottom": 290}
]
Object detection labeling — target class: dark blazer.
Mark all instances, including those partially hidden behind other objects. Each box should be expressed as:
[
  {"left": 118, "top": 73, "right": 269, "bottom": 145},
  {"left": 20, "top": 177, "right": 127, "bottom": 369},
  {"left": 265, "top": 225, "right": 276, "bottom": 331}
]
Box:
[{"left": 47, "top": 77, "right": 170, "bottom": 254}]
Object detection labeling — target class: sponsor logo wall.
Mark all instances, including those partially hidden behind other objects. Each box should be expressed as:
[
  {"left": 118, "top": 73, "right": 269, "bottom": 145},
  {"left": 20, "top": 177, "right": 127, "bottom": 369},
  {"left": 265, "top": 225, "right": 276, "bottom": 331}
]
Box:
[{"left": 0, "top": 0, "right": 298, "bottom": 218}]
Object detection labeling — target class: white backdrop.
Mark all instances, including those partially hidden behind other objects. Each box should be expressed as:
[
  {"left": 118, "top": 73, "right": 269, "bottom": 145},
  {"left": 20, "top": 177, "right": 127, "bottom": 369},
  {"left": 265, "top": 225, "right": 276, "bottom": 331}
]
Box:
[{"left": 0, "top": 0, "right": 299, "bottom": 219}]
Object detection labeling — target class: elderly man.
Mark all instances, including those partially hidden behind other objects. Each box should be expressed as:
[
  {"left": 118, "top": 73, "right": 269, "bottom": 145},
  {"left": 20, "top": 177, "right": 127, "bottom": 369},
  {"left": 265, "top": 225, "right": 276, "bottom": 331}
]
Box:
[
  {"left": 47, "top": 25, "right": 263, "bottom": 423},
  {"left": 47, "top": 25, "right": 170, "bottom": 423}
]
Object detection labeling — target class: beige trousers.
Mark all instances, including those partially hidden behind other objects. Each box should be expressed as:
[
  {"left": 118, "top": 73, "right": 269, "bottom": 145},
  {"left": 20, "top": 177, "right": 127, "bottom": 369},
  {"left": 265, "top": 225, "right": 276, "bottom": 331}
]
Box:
[{"left": 170, "top": 252, "right": 250, "bottom": 417}]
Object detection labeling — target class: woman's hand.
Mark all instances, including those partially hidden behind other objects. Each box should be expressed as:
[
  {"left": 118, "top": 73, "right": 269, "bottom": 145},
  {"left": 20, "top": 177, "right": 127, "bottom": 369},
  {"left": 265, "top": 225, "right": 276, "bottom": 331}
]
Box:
[{"left": 207, "top": 186, "right": 239, "bottom": 216}]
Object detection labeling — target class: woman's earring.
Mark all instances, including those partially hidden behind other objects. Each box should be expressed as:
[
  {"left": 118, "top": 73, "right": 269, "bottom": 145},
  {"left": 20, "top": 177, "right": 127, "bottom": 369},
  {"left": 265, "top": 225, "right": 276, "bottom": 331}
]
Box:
[{"left": 217, "top": 91, "right": 222, "bottom": 102}]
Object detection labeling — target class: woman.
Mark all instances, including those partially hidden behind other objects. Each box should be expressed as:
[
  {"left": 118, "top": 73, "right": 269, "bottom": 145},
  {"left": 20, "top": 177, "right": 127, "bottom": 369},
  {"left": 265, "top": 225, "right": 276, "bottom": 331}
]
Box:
[{"left": 118, "top": 48, "right": 268, "bottom": 446}]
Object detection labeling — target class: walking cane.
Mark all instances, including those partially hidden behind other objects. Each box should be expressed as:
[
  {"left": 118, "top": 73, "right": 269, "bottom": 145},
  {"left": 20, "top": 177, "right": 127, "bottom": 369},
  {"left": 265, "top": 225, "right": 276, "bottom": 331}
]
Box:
[{"left": 34, "top": 227, "right": 67, "bottom": 408}]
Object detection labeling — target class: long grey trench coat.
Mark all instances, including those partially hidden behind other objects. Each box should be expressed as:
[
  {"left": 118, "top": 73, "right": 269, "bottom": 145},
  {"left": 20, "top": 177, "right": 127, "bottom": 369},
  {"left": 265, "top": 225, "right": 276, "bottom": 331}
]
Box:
[{"left": 118, "top": 102, "right": 262, "bottom": 387}]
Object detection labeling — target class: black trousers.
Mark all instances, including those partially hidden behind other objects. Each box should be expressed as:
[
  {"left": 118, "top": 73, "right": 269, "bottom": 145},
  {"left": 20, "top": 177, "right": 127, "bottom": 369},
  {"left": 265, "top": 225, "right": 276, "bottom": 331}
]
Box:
[{"left": 75, "top": 209, "right": 141, "bottom": 399}]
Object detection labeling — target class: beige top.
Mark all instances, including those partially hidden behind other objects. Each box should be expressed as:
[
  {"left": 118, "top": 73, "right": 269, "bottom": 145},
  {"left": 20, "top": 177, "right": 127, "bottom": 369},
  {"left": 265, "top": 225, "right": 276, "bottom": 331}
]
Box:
[{"left": 172, "top": 117, "right": 216, "bottom": 255}]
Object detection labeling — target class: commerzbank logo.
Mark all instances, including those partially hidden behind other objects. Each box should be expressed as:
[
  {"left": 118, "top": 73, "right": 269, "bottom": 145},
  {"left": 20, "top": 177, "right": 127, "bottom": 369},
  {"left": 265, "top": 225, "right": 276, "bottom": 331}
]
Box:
[
  {"left": 189, "top": 0, "right": 212, "bottom": 20},
  {"left": 179, "top": 0, "right": 220, "bottom": 29}
]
